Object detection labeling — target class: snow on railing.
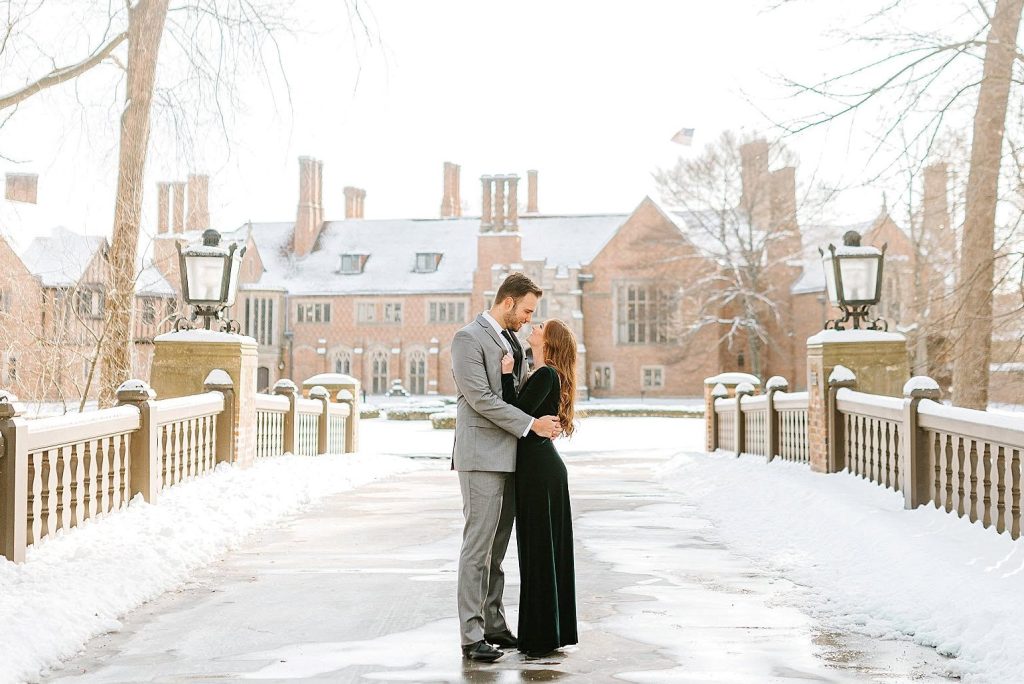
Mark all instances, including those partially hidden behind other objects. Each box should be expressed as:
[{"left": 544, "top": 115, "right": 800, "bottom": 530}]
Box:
[
  {"left": 774, "top": 391, "right": 809, "bottom": 464},
  {"left": 153, "top": 392, "right": 224, "bottom": 490},
  {"left": 710, "top": 378, "right": 807, "bottom": 463},
  {"left": 835, "top": 388, "right": 903, "bottom": 491},
  {"left": 254, "top": 393, "right": 288, "bottom": 459}
]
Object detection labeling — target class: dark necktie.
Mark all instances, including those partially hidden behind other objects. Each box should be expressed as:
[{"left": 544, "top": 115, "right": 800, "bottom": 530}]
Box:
[{"left": 501, "top": 330, "right": 523, "bottom": 376}]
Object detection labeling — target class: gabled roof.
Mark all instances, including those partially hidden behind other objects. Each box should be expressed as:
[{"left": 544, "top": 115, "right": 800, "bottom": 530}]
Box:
[
  {"left": 135, "top": 261, "right": 176, "bottom": 297},
  {"left": 238, "top": 213, "right": 629, "bottom": 296},
  {"left": 20, "top": 226, "right": 107, "bottom": 287}
]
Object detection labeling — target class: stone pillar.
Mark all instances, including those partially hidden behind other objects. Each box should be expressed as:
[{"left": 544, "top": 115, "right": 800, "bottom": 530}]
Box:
[
  {"left": 116, "top": 379, "right": 160, "bottom": 503},
  {"left": 273, "top": 379, "right": 298, "bottom": 454},
  {"left": 203, "top": 370, "right": 237, "bottom": 465},
  {"left": 481, "top": 176, "right": 493, "bottom": 231},
  {"left": 494, "top": 175, "right": 506, "bottom": 232},
  {"left": 428, "top": 337, "right": 440, "bottom": 395},
  {"left": 157, "top": 182, "right": 170, "bottom": 234},
  {"left": 527, "top": 169, "right": 538, "bottom": 213},
  {"left": 734, "top": 382, "right": 755, "bottom": 456},
  {"left": 151, "top": 330, "right": 259, "bottom": 467},
  {"left": 0, "top": 393, "right": 27, "bottom": 562},
  {"left": 309, "top": 385, "right": 331, "bottom": 455},
  {"left": 301, "top": 372, "right": 361, "bottom": 452},
  {"left": 705, "top": 382, "right": 728, "bottom": 451},
  {"left": 507, "top": 174, "right": 519, "bottom": 230},
  {"left": 172, "top": 181, "right": 186, "bottom": 233},
  {"left": 805, "top": 329, "right": 909, "bottom": 473},
  {"left": 900, "top": 376, "right": 942, "bottom": 509},
  {"left": 765, "top": 375, "right": 789, "bottom": 462}
]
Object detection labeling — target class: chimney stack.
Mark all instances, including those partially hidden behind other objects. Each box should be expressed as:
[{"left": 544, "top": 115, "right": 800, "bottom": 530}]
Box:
[
  {"left": 186, "top": 174, "right": 210, "bottom": 232},
  {"left": 923, "top": 162, "right": 954, "bottom": 291},
  {"left": 480, "top": 174, "right": 519, "bottom": 233},
  {"left": 293, "top": 156, "right": 324, "bottom": 256},
  {"left": 767, "top": 166, "right": 800, "bottom": 265},
  {"left": 172, "top": 181, "right": 186, "bottom": 233},
  {"left": 344, "top": 186, "right": 366, "bottom": 219},
  {"left": 157, "top": 182, "right": 170, "bottom": 234},
  {"left": 440, "top": 162, "right": 463, "bottom": 218},
  {"left": 526, "top": 169, "right": 538, "bottom": 213},
  {"left": 740, "top": 139, "right": 771, "bottom": 230},
  {"left": 4, "top": 173, "right": 38, "bottom": 204}
]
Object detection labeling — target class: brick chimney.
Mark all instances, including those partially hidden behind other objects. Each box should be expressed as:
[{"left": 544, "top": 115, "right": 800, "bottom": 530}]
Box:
[
  {"left": 344, "top": 186, "right": 366, "bottom": 219},
  {"left": 480, "top": 174, "right": 518, "bottom": 233},
  {"left": 767, "top": 166, "right": 800, "bottom": 265},
  {"left": 4, "top": 173, "right": 38, "bottom": 204},
  {"left": 740, "top": 139, "right": 771, "bottom": 230},
  {"left": 923, "top": 163, "right": 953, "bottom": 260},
  {"left": 293, "top": 156, "right": 324, "bottom": 257},
  {"left": 440, "top": 162, "right": 462, "bottom": 218},
  {"left": 157, "top": 182, "right": 170, "bottom": 234},
  {"left": 172, "top": 181, "right": 186, "bottom": 233},
  {"left": 526, "top": 169, "right": 538, "bottom": 213},
  {"left": 186, "top": 174, "right": 210, "bottom": 231}
]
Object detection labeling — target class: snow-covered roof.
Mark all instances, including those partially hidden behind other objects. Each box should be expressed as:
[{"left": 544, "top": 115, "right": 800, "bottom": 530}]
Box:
[
  {"left": 791, "top": 220, "right": 878, "bottom": 295},
  {"left": 20, "top": 226, "right": 107, "bottom": 287},
  {"left": 240, "top": 214, "right": 628, "bottom": 296},
  {"left": 0, "top": 196, "right": 73, "bottom": 255},
  {"left": 135, "top": 261, "right": 176, "bottom": 297}
]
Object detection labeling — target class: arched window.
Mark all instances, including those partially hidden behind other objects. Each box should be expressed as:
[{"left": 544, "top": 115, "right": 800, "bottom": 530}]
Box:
[
  {"left": 371, "top": 350, "right": 389, "bottom": 394},
  {"left": 408, "top": 350, "right": 427, "bottom": 394},
  {"left": 332, "top": 349, "right": 352, "bottom": 375},
  {"left": 257, "top": 366, "right": 270, "bottom": 392}
]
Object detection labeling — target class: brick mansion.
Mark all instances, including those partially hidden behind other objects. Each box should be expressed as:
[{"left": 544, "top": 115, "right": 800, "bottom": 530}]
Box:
[{"left": 2, "top": 144, "right": 1022, "bottom": 403}]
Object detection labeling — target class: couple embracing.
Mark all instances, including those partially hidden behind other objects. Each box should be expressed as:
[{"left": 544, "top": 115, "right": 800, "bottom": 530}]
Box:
[{"left": 450, "top": 272, "right": 578, "bottom": 662}]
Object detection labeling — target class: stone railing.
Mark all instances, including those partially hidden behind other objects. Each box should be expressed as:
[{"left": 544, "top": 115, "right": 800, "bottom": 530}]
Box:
[
  {"left": 0, "top": 375, "right": 356, "bottom": 563},
  {"left": 706, "top": 370, "right": 1024, "bottom": 539}
]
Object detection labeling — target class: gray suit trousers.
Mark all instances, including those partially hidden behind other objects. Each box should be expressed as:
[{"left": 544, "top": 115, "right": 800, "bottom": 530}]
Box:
[{"left": 457, "top": 470, "right": 515, "bottom": 645}]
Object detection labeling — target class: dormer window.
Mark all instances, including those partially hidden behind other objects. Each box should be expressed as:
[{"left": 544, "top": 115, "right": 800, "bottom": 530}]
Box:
[
  {"left": 415, "top": 252, "right": 442, "bottom": 273},
  {"left": 339, "top": 253, "right": 367, "bottom": 274}
]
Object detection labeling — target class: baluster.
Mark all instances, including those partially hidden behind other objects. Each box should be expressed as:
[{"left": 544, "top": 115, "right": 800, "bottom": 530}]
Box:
[
  {"left": 70, "top": 442, "right": 85, "bottom": 527},
  {"left": 122, "top": 433, "right": 132, "bottom": 502},
  {"left": 943, "top": 434, "right": 955, "bottom": 513},
  {"left": 58, "top": 446, "right": 71, "bottom": 531},
  {"left": 967, "top": 440, "right": 979, "bottom": 523},
  {"left": 110, "top": 434, "right": 122, "bottom": 510},
  {"left": 995, "top": 445, "right": 1007, "bottom": 534},
  {"left": 184, "top": 418, "right": 194, "bottom": 480},
  {"left": 1010, "top": 449, "right": 1021, "bottom": 539},
  {"left": 955, "top": 437, "right": 967, "bottom": 517},
  {"left": 882, "top": 422, "right": 891, "bottom": 489},
  {"left": 981, "top": 442, "right": 993, "bottom": 529},
  {"left": 931, "top": 433, "right": 942, "bottom": 508},
  {"left": 98, "top": 437, "right": 111, "bottom": 515},
  {"left": 170, "top": 421, "right": 180, "bottom": 486},
  {"left": 84, "top": 440, "right": 97, "bottom": 520},
  {"left": 44, "top": 450, "right": 58, "bottom": 538},
  {"left": 156, "top": 424, "right": 166, "bottom": 489},
  {"left": 30, "top": 451, "right": 42, "bottom": 545}
]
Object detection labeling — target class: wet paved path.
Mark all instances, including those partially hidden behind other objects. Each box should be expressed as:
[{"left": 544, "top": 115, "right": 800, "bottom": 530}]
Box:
[{"left": 46, "top": 420, "right": 953, "bottom": 683}]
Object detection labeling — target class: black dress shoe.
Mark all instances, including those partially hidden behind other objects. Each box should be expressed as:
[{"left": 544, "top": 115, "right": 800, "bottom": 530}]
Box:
[
  {"left": 521, "top": 647, "right": 558, "bottom": 659},
  {"left": 461, "top": 640, "right": 503, "bottom": 662},
  {"left": 484, "top": 629, "right": 518, "bottom": 649}
]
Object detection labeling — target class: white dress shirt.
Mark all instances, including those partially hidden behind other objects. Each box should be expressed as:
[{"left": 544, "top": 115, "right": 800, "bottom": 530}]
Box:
[{"left": 481, "top": 311, "right": 533, "bottom": 437}]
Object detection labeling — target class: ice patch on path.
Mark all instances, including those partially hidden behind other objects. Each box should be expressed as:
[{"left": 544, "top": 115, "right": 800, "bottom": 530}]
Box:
[
  {"left": 667, "top": 450, "right": 1024, "bottom": 682},
  {"left": 0, "top": 452, "right": 425, "bottom": 684}
]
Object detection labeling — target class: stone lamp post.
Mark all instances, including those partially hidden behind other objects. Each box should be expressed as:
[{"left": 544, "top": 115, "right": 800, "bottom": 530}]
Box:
[
  {"left": 820, "top": 230, "right": 887, "bottom": 331},
  {"left": 175, "top": 228, "right": 246, "bottom": 332}
]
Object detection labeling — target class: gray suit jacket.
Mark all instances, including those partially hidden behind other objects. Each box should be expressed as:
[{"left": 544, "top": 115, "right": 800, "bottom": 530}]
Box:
[{"left": 451, "top": 315, "right": 532, "bottom": 472}]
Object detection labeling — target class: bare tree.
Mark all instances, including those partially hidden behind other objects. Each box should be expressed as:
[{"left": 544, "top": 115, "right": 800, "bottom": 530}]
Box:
[{"left": 653, "top": 131, "right": 812, "bottom": 380}]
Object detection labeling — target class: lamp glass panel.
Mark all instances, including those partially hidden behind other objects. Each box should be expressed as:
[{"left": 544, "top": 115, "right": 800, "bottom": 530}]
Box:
[
  {"left": 224, "top": 256, "right": 242, "bottom": 307},
  {"left": 822, "top": 255, "right": 840, "bottom": 306},
  {"left": 184, "top": 254, "right": 227, "bottom": 303},
  {"left": 838, "top": 256, "right": 879, "bottom": 303}
]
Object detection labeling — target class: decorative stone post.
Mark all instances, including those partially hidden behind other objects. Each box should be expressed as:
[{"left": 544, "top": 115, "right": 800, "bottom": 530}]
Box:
[
  {"left": 703, "top": 372, "right": 761, "bottom": 451},
  {"left": 806, "top": 329, "right": 909, "bottom": 473},
  {"left": 765, "top": 376, "right": 789, "bottom": 462},
  {"left": 734, "top": 382, "right": 755, "bottom": 457},
  {"left": 273, "top": 379, "right": 299, "bottom": 454},
  {"left": 203, "top": 369, "right": 237, "bottom": 465},
  {"left": 825, "top": 366, "right": 857, "bottom": 473},
  {"left": 708, "top": 383, "right": 728, "bottom": 451},
  {"left": 302, "top": 372, "right": 361, "bottom": 453},
  {"left": 309, "top": 385, "right": 331, "bottom": 455},
  {"left": 0, "top": 392, "right": 27, "bottom": 562},
  {"left": 900, "top": 376, "right": 942, "bottom": 509},
  {"left": 151, "top": 330, "right": 258, "bottom": 467},
  {"left": 115, "top": 380, "right": 160, "bottom": 503}
]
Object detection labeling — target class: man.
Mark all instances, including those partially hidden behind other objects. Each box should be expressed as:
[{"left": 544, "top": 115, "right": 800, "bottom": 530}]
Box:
[{"left": 450, "top": 272, "right": 562, "bottom": 662}]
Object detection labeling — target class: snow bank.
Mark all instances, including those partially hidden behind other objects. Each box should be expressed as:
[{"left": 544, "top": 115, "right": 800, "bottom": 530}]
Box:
[
  {"left": 668, "top": 451, "right": 1024, "bottom": 682},
  {"left": 0, "top": 451, "right": 424, "bottom": 684}
]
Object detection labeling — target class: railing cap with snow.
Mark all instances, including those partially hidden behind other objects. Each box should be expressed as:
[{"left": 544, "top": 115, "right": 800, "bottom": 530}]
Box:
[
  {"left": 828, "top": 365, "right": 857, "bottom": 387},
  {"left": 337, "top": 389, "right": 355, "bottom": 401},
  {"left": 272, "top": 378, "right": 298, "bottom": 395},
  {"left": 704, "top": 372, "right": 761, "bottom": 387},
  {"left": 711, "top": 383, "right": 729, "bottom": 399},
  {"left": 735, "top": 382, "right": 756, "bottom": 396},
  {"left": 903, "top": 376, "right": 941, "bottom": 400},
  {"left": 766, "top": 376, "right": 789, "bottom": 392},
  {"left": 0, "top": 391, "right": 23, "bottom": 419},
  {"left": 308, "top": 385, "right": 330, "bottom": 401},
  {"left": 116, "top": 379, "right": 155, "bottom": 403}
]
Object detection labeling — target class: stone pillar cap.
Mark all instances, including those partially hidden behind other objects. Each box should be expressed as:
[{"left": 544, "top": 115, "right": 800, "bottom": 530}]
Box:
[
  {"left": 273, "top": 378, "right": 299, "bottom": 394},
  {"left": 116, "top": 379, "right": 156, "bottom": 401},
  {"left": 309, "top": 386, "right": 330, "bottom": 400},
  {"left": 765, "top": 376, "right": 789, "bottom": 391},
  {"left": 0, "top": 392, "right": 24, "bottom": 418},
  {"left": 903, "top": 376, "right": 941, "bottom": 399},
  {"left": 735, "top": 382, "right": 756, "bottom": 395},
  {"left": 302, "top": 373, "right": 358, "bottom": 387},
  {"left": 203, "top": 369, "right": 234, "bottom": 388},
  {"left": 704, "top": 372, "right": 761, "bottom": 386},
  {"left": 337, "top": 389, "right": 355, "bottom": 400},
  {"left": 828, "top": 365, "right": 857, "bottom": 386},
  {"left": 711, "top": 383, "right": 729, "bottom": 398}
]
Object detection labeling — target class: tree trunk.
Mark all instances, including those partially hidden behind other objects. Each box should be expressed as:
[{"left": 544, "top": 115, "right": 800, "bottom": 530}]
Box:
[
  {"left": 952, "top": 0, "right": 1024, "bottom": 409},
  {"left": 97, "top": 0, "right": 171, "bottom": 406}
]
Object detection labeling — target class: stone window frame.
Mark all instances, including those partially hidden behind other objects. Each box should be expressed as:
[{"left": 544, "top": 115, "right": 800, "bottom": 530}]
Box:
[
  {"left": 339, "top": 253, "right": 368, "bottom": 275},
  {"left": 356, "top": 301, "right": 376, "bottom": 324},
  {"left": 141, "top": 297, "right": 159, "bottom": 325},
  {"left": 74, "top": 285, "right": 105, "bottom": 320},
  {"left": 641, "top": 365, "right": 664, "bottom": 390},
  {"left": 297, "top": 302, "right": 331, "bottom": 324},
  {"left": 614, "top": 282, "right": 678, "bottom": 346},
  {"left": 428, "top": 300, "right": 467, "bottom": 324},
  {"left": 244, "top": 296, "right": 276, "bottom": 346},
  {"left": 370, "top": 349, "right": 390, "bottom": 394},
  {"left": 383, "top": 301, "right": 403, "bottom": 324},
  {"left": 331, "top": 347, "right": 353, "bottom": 375},
  {"left": 592, "top": 363, "right": 614, "bottom": 390},
  {"left": 414, "top": 252, "right": 443, "bottom": 273},
  {"left": 406, "top": 348, "right": 428, "bottom": 394}
]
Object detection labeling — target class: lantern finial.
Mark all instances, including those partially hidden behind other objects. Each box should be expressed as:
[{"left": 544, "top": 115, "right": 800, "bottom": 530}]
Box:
[
  {"left": 202, "top": 229, "right": 221, "bottom": 247},
  {"left": 842, "top": 230, "right": 861, "bottom": 247}
]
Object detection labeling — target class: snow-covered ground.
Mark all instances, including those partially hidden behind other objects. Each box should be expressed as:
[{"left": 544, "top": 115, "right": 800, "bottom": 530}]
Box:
[{"left": 0, "top": 446, "right": 426, "bottom": 684}]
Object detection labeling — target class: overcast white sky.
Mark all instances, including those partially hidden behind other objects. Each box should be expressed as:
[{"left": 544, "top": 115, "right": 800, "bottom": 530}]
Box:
[{"left": 0, "top": 0, "right": 977, "bottom": 245}]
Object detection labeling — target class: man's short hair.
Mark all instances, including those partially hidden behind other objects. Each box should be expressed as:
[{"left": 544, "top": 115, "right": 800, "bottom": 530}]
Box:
[{"left": 493, "top": 272, "right": 543, "bottom": 306}]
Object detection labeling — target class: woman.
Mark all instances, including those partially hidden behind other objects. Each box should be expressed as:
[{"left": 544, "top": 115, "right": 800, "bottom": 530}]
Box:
[{"left": 500, "top": 319, "right": 578, "bottom": 659}]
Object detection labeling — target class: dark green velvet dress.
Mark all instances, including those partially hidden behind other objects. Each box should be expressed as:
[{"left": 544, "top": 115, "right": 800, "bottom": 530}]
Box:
[{"left": 502, "top": 365, "right": 578, "bottom": 654}]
